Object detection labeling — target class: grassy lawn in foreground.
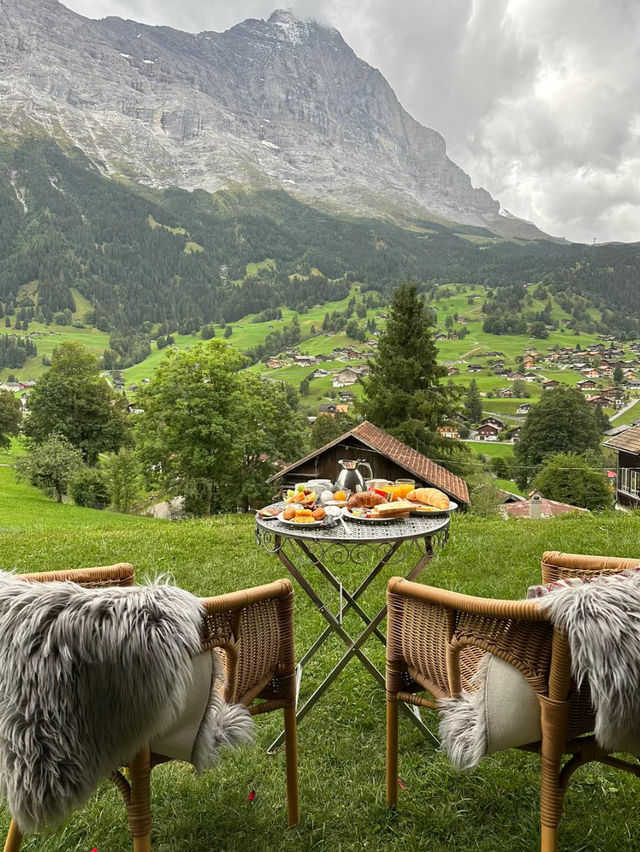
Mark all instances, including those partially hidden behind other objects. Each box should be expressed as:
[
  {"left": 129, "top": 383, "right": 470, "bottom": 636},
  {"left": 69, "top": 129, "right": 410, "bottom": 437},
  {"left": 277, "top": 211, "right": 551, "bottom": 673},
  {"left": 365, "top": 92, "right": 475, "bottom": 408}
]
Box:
[{"left": 1, "top": 465, "right": 640, "bottom": 849}]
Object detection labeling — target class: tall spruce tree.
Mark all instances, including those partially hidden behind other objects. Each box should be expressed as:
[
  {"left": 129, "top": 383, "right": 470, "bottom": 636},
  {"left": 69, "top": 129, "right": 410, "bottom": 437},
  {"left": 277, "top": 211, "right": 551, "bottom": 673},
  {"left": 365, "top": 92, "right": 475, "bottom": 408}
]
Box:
[
  {"left": 464, "top": 379, "right": 483, "bottom": 424},
  {"left": 358, "top": 283, "right": 460, "bottom": 454}
]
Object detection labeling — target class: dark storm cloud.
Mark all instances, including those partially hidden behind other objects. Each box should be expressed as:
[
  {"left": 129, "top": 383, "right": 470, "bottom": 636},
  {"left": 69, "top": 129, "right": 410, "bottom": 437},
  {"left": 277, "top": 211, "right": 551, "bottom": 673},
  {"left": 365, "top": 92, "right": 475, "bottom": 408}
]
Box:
[{"left": 64, "top": 0, "right": 640, "bottom": 243}]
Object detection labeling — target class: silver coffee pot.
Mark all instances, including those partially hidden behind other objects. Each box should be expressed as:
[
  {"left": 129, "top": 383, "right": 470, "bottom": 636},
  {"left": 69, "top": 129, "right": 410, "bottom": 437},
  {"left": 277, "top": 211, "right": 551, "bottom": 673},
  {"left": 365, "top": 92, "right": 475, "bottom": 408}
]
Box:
[{"left": 335, "top": 459, "right": 374, "bottom": 493}]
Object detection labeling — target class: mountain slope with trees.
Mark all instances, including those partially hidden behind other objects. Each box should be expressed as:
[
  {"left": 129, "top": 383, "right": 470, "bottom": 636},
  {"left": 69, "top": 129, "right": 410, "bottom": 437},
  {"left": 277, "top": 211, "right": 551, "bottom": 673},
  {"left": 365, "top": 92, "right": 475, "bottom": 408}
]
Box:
[{"left": 2, "top": 140, "right": 640, "bottom": 350}]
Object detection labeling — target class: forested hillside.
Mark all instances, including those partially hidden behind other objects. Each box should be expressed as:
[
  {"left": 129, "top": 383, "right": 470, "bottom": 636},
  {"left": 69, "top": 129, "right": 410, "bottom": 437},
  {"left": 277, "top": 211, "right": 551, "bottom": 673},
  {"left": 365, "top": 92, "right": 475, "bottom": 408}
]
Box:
[{"left": 1, "top": 139, "right": 640, "bottom": 348}]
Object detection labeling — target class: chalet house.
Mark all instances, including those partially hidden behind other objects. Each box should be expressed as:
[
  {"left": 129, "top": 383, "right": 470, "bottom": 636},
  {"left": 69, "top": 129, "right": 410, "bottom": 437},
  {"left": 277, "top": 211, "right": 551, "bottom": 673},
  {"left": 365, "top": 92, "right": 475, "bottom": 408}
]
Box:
[
  {"left": 507, "top": 372, "right": 526, "bottom": 381},
  {"left": 312, "top": 369, "right": 330, "bottom": 379},
  {"left": 0, "top": 382, "right": 21, "bottom": 393},
  {"left": 477, "top": 423, "right": 500, "bottom": 441},
  {"left": 438, "top": 425, "right": 460, "bottom": 439},
  {"left": 336, "top": 404, "right": 350, "bottom": 414},
  {"left": 346, "top": 350, "right": 362, "bottom": 360},
  {"left": 294, "top": 355, "right": 318, "bottom": 367},
  {"left": 506, "top": 427, "right": 521, "bottom": 443},
  {"left": 604, "top": 425, "right": 640, "bottom": 507},
  {"left": 318, "top": 403, "right": 337, "bottom": 416},
  {"left": 494, "top": 368, "right": 510, "bottom": 377},
  {"left": 482, "top": 416, "right": 504, "bottom": 429},
  {"left": 468, "top": 364, "right": 483, "bottom": 372},
  {"left": 581, "top": 368, "right": 601, "bottom": 378},
  {"left": 447, "top": 367, "right": 460, "bottom": 376},
  {"left": 338, "top": 391, "right": 355, "bottom": 403},
  {"left": 585, "top": 395, "right": 610, "bottom": 408},
  {"left": 523, "top": 372, "right": 538, "bottom": 382},
  {"left": 498, "top": 387, "right": 515, "bottom": 398},
  {"left": 267, "top": 420, "right": 469, "bottom": 508},
  {"left": 517, "top": 403, "right": 534, "bottom": 414},
  {"left": 542, "top": 379, "right": 560, "bottom": 390},
  {"left": 266, "top": 359, "right": 281, "bottom": 369},
  {"left": 577, "top": 379, "right": 597, "bottom": 390},
  {"left": 332, "top": 368, "right": 360, "bottom": 388}
]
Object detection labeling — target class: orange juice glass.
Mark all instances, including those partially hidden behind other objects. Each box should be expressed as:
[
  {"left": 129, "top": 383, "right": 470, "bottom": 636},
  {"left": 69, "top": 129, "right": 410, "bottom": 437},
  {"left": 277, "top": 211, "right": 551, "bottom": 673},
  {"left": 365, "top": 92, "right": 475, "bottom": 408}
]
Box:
[{"left": 395, "top": 479, "right": 415, "bottom": 499}]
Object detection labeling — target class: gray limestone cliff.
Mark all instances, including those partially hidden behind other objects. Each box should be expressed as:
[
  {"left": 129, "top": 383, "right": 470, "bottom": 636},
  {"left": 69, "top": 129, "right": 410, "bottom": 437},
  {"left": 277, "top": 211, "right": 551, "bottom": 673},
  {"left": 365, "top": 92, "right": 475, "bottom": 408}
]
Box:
[{"left": 0, "top": 0, "right": 540, "bottom": 235}]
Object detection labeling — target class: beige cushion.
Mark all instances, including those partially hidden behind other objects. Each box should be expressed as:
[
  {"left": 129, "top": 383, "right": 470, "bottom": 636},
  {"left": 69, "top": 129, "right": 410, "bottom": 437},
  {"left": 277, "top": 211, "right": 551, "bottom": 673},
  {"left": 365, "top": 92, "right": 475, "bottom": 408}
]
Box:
[
  {"left": 151, "top": 650, "right": 214, "bottom": 763},
  {"left": 484, "top": 655, "right": 541, "bottom": 753}
]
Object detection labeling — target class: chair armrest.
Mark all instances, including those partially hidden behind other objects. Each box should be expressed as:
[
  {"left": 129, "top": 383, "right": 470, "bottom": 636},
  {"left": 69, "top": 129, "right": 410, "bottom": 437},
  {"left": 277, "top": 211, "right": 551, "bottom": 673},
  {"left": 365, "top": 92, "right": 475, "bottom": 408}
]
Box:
[
  {"left": 200, "top": 579, "right": 295, "bottom": 705},
  {"left": 17, "top": 563, "right": 135, "bottom": 588},
  {"left": 387, "top": 577, "right": 555, "bottom": 701},
  {"left": 541, "top": 551, "right": 640, "bottom": 583}
]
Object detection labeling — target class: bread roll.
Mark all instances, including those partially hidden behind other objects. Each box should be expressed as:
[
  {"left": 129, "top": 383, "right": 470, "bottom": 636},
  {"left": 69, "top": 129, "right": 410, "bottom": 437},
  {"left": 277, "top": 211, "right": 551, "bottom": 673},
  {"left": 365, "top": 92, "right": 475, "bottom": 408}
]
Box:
[
  {"left": 282, "top": 506, "right": 296, "bottom": 520},
  {"left": 347, "top": 491, "right": 386, "bottom": 509},
  {"left": 406, "top": 488, "right": 449, "bottom": 509},
  {"left": 312, "top": 506, "right": 326, "bottom": 520}
]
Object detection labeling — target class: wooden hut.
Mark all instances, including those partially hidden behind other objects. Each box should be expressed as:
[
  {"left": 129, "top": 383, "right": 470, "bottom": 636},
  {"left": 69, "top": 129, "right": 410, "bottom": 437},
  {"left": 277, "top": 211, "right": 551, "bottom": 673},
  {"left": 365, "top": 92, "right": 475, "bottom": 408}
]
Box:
[{"left": 268, "top": 420, "right": 469, "bottom": 507}]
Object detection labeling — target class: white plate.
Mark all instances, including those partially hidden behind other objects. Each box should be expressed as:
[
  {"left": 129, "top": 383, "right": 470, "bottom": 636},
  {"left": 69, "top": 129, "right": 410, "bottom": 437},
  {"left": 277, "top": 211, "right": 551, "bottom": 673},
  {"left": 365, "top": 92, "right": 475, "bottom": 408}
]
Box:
[
  {"left": 341, "top": 507, "right": 402, "bottom": 523},
  {"left": 408, "top": 500, "right": 458, "bottom": 516},
  {"left": 277, "top": 511, "right": 327, "bottom": 528}
]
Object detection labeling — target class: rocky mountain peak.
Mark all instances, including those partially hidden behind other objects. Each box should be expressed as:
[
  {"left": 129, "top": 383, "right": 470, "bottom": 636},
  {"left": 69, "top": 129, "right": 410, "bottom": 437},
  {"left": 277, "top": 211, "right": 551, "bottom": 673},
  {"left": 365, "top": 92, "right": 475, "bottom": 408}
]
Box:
[{"left": 0, "top": 1, "right": 545, "bottom": 237}]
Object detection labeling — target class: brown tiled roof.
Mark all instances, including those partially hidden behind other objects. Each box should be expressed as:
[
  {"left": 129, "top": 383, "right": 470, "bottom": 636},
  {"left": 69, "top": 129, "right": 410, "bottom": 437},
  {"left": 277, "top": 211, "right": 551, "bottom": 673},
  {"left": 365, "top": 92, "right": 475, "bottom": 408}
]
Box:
[
  {"left": 268, "top": 420, "right": 469, "bottom": 505},
  {"left": 502, "top": 498, "right": 588, "bottom": 518},
  {"left": 604, "top": 424, "right": 640, "bottom": 454}
]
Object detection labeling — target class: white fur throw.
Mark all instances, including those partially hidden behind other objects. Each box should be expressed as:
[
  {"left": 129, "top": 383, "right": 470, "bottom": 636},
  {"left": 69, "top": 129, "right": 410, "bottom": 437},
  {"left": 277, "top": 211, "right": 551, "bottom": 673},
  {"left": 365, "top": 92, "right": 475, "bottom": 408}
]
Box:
[
  {"left": 539, "top": 570, "right": 640, "bottom": 755},
  {"left": 0, "top": 572, "right": 253, "bottom": 833}
]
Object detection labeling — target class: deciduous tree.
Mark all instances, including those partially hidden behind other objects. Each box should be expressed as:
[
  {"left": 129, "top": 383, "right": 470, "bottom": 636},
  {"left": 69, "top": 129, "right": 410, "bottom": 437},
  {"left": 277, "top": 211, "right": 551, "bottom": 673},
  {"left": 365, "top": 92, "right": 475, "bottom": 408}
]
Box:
[
  {"left": 135, "top": 340, "right": 306, "bottom": 515},
  {"left": 514, "top": 387, "right": 601, "bottom": 488},
  {"left": 0, "top": 390, "right": 21, "bottom": 450},
  {"left": 15, "top": 433, "right": 83, "bottom": 502},
  {"left": 24, "top": 342, "right": 129, "bottom": 462},
  {"left": 533, "top": 452, "right": 611, "bottom": 511}
]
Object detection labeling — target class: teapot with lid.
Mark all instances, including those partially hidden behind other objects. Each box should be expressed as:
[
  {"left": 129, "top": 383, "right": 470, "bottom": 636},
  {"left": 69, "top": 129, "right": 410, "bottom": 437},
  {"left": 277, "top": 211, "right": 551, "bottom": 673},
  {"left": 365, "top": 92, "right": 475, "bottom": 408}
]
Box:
[{"left": 335, "top": 459, "right": 374, "bottom": 493}]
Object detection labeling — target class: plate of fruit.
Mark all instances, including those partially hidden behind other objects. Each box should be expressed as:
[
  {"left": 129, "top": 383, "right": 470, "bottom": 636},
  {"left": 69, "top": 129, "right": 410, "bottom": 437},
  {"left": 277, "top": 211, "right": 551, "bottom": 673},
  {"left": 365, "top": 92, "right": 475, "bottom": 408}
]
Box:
[
  {"left": 284, "top": 484, "right": 317, "bottom": 507},
  {"left": 278, "top": 505, "right": 329, "bottom": 527}
]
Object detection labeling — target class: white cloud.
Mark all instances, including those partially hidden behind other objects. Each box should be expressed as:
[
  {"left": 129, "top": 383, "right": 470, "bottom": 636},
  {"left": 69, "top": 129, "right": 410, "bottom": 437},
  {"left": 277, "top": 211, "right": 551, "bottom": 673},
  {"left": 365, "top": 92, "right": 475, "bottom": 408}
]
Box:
[{"left": 63, "top": 0, "right": 640, "bottom": 242}]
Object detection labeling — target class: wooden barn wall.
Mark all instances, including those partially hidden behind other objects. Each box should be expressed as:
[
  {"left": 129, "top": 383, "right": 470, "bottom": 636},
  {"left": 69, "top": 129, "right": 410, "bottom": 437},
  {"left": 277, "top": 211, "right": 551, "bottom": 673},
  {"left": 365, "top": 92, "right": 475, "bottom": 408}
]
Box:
[{"left": 277, "top": 438, "right": 427, "bottom": 488}]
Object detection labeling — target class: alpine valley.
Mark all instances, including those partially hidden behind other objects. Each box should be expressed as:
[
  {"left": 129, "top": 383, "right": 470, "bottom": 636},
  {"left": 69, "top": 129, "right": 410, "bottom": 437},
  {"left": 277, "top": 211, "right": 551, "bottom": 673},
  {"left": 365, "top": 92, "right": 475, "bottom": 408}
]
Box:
[{"left": 0, "top": 0, "right": 640, "bottom": 383}]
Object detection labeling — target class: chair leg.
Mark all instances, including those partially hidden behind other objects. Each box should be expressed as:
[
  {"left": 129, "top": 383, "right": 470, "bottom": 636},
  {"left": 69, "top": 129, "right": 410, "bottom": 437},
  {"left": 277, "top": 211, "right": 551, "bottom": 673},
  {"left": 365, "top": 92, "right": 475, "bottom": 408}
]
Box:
[
  {"left": 284, "top": 701, "right": 300, "bottom": 826},
  {"left": 127, "top": 748, "right": 152, "bottom": 851},
  {"left": 3, "top": 821, "right": 22, "bottom": 852},
  {"left": 540, "top": 824, "right": 558, "bottom": 852},
  {"left": 386, "top": 695, "right": 399, "bottom": 808},
  {"left": 538, "top": 703, "right": 568, "bottom": 852}
]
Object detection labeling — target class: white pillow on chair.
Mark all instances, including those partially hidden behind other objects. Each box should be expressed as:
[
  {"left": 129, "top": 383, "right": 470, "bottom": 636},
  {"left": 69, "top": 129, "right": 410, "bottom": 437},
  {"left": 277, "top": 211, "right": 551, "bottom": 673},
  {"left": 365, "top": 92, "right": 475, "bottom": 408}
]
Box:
[{"left": 439, "top": 654, "right": 542, "bottom": 770}]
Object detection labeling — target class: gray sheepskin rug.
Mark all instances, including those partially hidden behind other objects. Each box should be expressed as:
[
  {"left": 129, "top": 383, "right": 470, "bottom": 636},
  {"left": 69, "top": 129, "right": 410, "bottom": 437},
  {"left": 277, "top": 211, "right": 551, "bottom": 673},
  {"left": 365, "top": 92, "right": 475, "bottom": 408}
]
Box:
[
  {"left": 0, "top": 572, "right": 253, "bottom": 833},
  {"left": 539, "top": 571, "right": 640, "bottom": 755}
]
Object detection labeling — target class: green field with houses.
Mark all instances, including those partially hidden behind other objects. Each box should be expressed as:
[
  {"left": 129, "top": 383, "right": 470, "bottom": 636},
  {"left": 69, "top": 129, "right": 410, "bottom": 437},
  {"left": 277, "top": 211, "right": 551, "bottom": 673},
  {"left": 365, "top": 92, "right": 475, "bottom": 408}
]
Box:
[{"left": 4, "top": 275, "right": 637, "bottom": 431}]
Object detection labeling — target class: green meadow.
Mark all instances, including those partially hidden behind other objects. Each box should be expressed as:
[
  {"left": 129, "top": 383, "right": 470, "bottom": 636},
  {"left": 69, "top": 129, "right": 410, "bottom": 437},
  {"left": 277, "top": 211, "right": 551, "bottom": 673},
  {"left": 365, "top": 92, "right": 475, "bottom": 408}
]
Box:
[{"left": 0, "top": 462, "right": 639, "bottom": 849}]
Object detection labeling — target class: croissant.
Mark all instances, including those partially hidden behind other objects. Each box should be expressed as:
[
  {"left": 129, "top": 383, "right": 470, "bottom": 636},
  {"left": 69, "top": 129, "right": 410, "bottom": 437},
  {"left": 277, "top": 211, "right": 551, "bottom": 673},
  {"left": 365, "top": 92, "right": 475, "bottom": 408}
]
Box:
[
  {"left": 406, "top": 487, "right": 449, "bottom": 509},
  {"left": 347, "top": 491, "right": 386, "bottom": 509}
]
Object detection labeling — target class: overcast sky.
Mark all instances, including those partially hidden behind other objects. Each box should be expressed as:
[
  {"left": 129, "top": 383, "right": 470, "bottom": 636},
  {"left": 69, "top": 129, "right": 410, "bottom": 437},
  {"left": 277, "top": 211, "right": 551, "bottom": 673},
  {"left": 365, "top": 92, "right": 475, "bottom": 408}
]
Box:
[{"left": 63, "top": 0, "right": 640, "bottom": 244}]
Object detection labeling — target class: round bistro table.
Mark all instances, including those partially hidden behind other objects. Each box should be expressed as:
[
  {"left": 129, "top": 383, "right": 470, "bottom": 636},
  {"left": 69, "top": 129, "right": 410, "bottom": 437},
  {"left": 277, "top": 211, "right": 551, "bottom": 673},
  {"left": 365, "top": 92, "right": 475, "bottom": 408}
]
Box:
[{"left": 256, "top": 506, "right": 450, "bottom": 750}]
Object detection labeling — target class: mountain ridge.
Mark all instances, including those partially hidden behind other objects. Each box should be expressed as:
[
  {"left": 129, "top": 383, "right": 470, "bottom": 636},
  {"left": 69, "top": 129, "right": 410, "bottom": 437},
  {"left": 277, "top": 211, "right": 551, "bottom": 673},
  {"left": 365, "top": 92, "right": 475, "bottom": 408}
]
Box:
[{"left": 0, "top": 0, "right": 549, "bottom": 238}]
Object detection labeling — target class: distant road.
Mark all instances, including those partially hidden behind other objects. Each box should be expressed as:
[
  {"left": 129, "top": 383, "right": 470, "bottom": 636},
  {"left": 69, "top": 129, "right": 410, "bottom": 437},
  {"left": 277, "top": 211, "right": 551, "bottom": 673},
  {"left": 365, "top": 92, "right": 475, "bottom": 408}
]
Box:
[{"left": 610, "top": 398, "right": 639, "bottom": 422}]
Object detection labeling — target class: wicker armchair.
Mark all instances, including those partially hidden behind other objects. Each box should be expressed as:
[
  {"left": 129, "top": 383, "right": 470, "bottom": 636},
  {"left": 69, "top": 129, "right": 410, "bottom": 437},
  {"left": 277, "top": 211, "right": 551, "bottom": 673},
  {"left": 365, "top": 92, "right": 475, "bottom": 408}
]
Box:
[
  {"left": 3, "top": 564, "right": 299, "bottom": 852},
  {"left": 385, "top": 551, "right": 640, "bottom": 852}
]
